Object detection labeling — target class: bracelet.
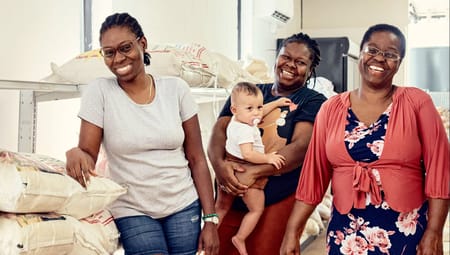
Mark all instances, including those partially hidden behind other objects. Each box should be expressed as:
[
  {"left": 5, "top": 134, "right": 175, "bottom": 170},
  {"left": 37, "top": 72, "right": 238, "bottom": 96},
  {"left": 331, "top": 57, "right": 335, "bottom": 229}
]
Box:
[
  {"left": 202, "top": 213, "right": 219, "bottom": 225},
  {"left": 202, "top": 213, "right": 218, "bottom": 220}
]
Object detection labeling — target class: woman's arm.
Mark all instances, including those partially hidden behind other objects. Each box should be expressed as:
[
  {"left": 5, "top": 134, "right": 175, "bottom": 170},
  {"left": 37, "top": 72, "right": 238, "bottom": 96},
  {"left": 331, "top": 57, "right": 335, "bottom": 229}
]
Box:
[
  {"left": 183, "top": 115, "right": 216, "bottom": 217},
  {"left": 182, "top": 115, "right": 219, "bottom": 255},
  {"left": 235, "top": 121, "right": 314, "bottom": 186},
  {"left": 207, "top": 116, "right": 248, "bottom": 196},
  {"left": 66, "top": 119, "right": 102, "bottom": 187},
  {"left": 414, "top": 92, "right": 450, "bottom": 255},
  {"left": 280, "top": 201, "right": 317, "bottom": 255},
  {"left": 417, "top": 198, "right": 450, "bottom": 255}
]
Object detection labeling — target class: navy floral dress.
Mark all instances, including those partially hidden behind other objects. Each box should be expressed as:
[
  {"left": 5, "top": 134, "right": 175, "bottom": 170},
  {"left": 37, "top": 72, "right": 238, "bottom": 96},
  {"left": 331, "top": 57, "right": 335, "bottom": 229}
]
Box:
[{"left": 326, "top": 104, "right": 428, "bottom": 255}]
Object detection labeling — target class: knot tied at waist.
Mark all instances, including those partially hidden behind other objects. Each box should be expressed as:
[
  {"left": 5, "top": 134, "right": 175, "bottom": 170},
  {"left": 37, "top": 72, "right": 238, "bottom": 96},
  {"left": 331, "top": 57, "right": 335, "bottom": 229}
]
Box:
[{"left": 352, "top": 163, "right": 382, "bottom": 209}]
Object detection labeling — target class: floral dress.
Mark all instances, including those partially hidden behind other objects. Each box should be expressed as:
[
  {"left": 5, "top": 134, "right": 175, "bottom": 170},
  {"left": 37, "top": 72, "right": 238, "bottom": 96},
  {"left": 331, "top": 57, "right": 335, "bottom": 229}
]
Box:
[{"left": 326, "top": 104, "right": 428, "bottom": 255}]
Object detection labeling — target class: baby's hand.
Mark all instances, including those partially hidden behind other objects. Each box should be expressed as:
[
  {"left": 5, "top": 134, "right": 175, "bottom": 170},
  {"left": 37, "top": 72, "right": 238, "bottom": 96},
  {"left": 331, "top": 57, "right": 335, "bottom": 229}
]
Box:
[
  {"left": 275, "top": 97, "right": 292, "bottom": 107},
  {"left": 266, "top": 152, "right": 286, "bottom": 169}
]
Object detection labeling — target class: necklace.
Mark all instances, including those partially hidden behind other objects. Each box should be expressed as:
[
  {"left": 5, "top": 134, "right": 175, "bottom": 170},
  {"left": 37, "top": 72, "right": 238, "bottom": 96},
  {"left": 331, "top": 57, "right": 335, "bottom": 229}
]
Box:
[{"left": 117, "top": 75, "right": 154, "bottom": 104}]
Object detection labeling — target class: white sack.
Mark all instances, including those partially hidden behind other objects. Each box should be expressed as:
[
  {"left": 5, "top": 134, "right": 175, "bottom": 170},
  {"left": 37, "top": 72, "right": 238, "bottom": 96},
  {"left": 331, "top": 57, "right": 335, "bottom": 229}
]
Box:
[
  {"left": 0, "top": 150, "right": 126, "bottom": 219},
  {"left": 0, "top": 213, "right": 75, "bottom": 255}
]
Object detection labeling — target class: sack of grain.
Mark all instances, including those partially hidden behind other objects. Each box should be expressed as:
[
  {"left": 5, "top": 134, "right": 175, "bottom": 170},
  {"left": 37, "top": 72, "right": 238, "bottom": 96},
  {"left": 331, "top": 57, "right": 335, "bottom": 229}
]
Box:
[
  {"left": 0, "top": 212, "right": 75, "bottom": 255},
  {"left": 70, "top": 209, "right": 120, "bottom": 255},
  {"left": 0, "top": 149, "right": 126, "bottom": 219}
]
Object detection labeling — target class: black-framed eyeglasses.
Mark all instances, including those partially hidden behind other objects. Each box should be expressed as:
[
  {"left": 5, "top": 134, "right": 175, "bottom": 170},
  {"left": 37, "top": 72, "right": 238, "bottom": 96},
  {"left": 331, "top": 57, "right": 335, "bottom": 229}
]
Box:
[
  {"left": 100, "top": 37, "right": 141, "bottom": 59},
  {"left": 362, "top": 46, "right": 401, "bottom": 61}
]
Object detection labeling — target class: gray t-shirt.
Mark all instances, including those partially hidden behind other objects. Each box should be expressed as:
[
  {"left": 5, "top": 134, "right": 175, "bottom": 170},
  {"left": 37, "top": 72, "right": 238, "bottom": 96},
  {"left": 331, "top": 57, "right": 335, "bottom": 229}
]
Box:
[{"left": 79, "top": 75, "right": 199, "bottom": 219}]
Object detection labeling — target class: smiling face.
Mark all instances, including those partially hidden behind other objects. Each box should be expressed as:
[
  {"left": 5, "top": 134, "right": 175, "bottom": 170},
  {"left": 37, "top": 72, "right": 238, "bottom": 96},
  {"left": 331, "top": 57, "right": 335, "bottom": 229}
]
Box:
[
  {"left": 359, "top": 31, "right": 402, "bottom": 89},
  {"left": 100, "top": 26, "right": 147, "bottom": 83},
  {"left": 274, "top": 42, "right": 312, "bottom": 95}
]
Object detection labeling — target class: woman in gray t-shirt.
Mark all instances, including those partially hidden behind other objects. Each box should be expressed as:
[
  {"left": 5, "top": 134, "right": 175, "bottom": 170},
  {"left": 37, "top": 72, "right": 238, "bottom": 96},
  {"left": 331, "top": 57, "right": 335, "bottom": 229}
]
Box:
[{"left": 65, "top": 12, "right": 219, "bottom": 255}]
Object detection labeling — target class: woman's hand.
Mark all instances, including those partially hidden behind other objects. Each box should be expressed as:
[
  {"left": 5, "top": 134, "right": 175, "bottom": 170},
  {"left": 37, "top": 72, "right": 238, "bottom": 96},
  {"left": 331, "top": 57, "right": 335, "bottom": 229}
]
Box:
[
  {"left": 280, "top": 201, "right": 316, "bottom": 255},
  {"left": 417, "top": 228, "right": 444, "bottom": 255},
  {"left": 65, "top": 147, "right": 96, "bottom": 187},
  {"left": 216, "top": 159, "right": 248, "bottom": 196},
  {"left": 197, "top": 223, "right": 220, "bottom": 255},
  {"left": 279, "top": 231, "right": 301, "bottom": 255},
  {"left": 234, "top": 163, "right": 259, "bottom": 188},
  {"left": 417, "top": 198, "right": 449, "bottom": 255}
]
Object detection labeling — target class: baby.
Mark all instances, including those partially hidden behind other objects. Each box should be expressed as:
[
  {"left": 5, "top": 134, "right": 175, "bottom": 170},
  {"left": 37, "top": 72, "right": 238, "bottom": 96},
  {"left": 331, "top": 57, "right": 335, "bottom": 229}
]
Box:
[{"left": 215, "top": 81, "right": 291, "bottom": 255}]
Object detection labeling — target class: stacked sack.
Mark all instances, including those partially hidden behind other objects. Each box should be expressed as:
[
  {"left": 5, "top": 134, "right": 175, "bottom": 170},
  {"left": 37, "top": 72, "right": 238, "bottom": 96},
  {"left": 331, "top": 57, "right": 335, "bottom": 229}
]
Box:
[
  {"left": 0, "top": 149, "right": 127, "bottom": 255},
  {"left": 436, "top": 106, "right": 449, "bottom": 138},
  {"left": 42, "top": 43, "right": 260, "bottom": 89}
]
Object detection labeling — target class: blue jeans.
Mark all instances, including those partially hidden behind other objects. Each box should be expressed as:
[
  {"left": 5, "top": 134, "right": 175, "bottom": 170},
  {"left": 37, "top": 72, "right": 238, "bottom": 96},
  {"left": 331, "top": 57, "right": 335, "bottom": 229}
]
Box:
[{"left": 115, "top": 200, "right": 201, "bottom": 255}]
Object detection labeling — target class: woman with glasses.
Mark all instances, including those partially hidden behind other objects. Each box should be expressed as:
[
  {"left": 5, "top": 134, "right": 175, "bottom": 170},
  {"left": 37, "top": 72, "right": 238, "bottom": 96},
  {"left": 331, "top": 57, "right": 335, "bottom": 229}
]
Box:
[
  {"left": 65, "top": 13, "right": 219, "bottom": 255},
  {"left": 280, "top": 23, "right": 449, "bottom": 255}
]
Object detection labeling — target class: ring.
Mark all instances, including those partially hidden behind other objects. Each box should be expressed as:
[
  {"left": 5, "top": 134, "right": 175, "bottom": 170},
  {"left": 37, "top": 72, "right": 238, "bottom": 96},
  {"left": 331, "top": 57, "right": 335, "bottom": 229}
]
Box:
[{"left": 219, "top": 184, "right": 226, "bottom": 191}]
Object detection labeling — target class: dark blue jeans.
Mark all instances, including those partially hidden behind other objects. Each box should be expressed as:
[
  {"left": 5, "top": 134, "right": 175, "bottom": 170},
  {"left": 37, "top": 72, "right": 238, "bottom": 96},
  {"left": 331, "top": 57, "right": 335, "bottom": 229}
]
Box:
[{"left": 115, "top": 200, "right": 201, "bottom": 255}]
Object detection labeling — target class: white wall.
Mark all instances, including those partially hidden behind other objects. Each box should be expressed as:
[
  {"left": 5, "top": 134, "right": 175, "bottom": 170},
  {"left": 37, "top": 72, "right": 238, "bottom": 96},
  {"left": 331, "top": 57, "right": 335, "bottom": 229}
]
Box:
[
  {"left": 0, "top": 1, "right": 82, "bottom": 80},
  {"left": 0, "top": 0, "right": 82, "bottom": 158},
  {"left": 302, "top": 0, "right": 408, "bottom": 30},
  {"left": 243, "top": 0, "right": 301, "bottom": 70},
  {"left": 301, "top": 0, "right": 409, "bottom": 86},
  {"left": 110, "top": 0, "right": 238, "bottom": 59},
  {"left": 406, "top": 18, "right": 449, "bottom": 90}
]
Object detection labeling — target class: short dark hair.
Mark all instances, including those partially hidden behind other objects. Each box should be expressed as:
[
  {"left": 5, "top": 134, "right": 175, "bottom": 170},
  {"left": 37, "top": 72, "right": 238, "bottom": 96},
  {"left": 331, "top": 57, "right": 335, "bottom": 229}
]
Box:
[
  {"left": 99, "top": 12, "right": 151, "bottom": 66},
  {"left": 278, "top": 33, "right": 321, "bottom": 83},
  {"left": 360, "top": 23, "right": 406, "bottom": 60}
]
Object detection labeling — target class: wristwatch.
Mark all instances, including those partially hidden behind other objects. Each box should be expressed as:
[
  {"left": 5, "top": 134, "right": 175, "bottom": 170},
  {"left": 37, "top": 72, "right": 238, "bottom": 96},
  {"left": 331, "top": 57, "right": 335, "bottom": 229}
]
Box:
[{"left": 202, "top": 213, "right": 219, "bottom": 225}]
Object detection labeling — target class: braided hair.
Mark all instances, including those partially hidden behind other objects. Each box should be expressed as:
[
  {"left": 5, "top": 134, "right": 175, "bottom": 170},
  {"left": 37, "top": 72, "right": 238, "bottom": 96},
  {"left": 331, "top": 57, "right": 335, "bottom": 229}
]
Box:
[
  {"left": 278, "top": 33, "right": 321, "bottom": 84},
  {"left": 99, "top": 13, "right": 151, "bottom": 66}
]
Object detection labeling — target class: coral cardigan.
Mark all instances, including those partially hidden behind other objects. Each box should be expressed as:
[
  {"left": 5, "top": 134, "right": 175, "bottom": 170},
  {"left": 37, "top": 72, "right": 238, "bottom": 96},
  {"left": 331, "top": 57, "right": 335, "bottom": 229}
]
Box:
[{"left": 296, "top": 86, "right": 450, "bottom": 214}]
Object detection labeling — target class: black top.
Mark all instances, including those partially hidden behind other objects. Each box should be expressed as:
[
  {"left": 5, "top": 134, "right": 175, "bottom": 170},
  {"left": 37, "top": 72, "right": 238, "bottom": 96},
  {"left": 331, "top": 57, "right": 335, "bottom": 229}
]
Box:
[{"left": 219, "top": 83, "right": 327, "bottom": 210}]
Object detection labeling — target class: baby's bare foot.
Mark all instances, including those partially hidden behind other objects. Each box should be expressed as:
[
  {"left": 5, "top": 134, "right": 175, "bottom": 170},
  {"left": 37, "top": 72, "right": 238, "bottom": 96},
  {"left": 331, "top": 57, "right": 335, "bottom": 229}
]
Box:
[{"left": 231, "top": 236, "right": 248, "bottom": 255}]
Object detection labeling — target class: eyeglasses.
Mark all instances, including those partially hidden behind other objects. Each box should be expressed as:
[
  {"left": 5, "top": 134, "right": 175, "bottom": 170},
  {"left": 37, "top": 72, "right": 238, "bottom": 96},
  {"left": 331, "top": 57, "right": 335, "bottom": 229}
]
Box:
[
  {"left": 100, "top": 37, "right": 140, "bottom": 59},
  {"left": 362, "top": 46, "right": 401, "bottom": 61}
]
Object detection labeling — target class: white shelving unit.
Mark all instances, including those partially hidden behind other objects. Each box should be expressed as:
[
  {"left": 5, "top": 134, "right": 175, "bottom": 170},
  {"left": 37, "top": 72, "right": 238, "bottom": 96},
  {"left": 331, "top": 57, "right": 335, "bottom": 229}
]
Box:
[
  {"left": 0, "top": 79, "right": 229, "bottom": 154},
  {"left": 0, "top": 79, "right": 83, "bottom": 153}
]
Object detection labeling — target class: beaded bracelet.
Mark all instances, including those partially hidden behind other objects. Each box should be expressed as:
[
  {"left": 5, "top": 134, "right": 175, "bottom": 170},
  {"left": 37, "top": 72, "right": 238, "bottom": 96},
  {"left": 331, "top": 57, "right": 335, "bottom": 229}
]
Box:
[{"left": 202, "top": 213, "right": 218, "bottom": 220}]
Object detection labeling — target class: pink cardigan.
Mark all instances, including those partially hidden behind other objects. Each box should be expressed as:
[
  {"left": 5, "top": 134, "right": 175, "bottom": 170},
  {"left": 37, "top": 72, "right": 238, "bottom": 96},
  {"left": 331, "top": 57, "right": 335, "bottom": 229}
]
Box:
[{"left": 296, "top": 87, "right": 450, "bottom": 214}]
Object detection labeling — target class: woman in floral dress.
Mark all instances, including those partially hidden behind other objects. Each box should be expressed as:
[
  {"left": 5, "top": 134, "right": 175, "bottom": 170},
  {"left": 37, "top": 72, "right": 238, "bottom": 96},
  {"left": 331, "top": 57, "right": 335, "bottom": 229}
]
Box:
[{"left": 280, "top": 23, "right": 449, "bottom": 255}]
